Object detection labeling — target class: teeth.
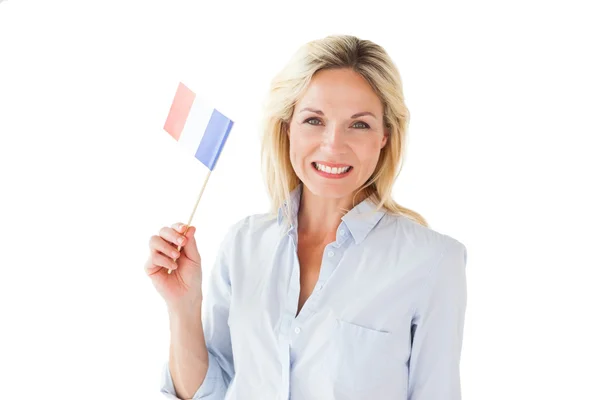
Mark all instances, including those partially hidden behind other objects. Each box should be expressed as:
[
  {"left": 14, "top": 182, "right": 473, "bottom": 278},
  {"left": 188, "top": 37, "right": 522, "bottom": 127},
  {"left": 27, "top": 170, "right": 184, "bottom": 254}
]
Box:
[{"left": 314, "top": 163, "right": 351, "bottom": 174}]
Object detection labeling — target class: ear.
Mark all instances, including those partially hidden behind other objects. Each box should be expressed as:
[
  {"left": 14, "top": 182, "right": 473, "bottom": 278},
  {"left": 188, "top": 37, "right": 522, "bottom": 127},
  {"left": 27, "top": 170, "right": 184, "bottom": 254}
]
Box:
[{"left": 381, "top": 128, "right": 390, "bottom": 148}]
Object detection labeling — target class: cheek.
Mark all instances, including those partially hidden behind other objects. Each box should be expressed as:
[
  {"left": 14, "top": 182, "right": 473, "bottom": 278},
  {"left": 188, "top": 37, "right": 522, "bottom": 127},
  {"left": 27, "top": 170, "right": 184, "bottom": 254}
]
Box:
[
  {"left": 355, "top": 139, "right": 383, "bottom": 168},
  {"left": 288, "top": 135, "right": 303, "bottom": 161},
  {"left": 289, "top": 128, "right": 317, "bottom": 160}
]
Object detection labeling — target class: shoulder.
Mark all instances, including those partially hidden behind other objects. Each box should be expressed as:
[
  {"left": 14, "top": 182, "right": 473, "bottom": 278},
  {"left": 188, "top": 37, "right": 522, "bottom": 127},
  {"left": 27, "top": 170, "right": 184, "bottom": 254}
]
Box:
[
  {"left": 378, "top": 212, "right": 467, "bottom": 268},
  {"left": 220, "top": 211, "right": 280, "bottom": 246}
]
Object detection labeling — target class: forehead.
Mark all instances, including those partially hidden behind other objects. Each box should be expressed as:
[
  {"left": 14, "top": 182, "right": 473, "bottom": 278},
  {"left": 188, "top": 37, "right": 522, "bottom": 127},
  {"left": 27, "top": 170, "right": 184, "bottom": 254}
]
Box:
[{"left": 297, "top": 68, "right": 383, "bottom": 115}]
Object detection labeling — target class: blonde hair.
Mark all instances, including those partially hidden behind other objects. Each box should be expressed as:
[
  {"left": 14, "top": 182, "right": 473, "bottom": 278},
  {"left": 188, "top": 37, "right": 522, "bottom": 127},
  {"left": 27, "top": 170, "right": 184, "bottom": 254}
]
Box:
[{"left": 260, "top": 34, "right": 428, "bottom": 228}]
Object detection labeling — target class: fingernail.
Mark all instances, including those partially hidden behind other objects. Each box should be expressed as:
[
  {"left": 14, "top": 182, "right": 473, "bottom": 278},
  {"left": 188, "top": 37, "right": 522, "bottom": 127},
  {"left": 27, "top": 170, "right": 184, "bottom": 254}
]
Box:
[
  {"left": 171, "top": 251, "right": 179, "bottom": 258},
  {"left": 177, "top": 236, "right": 184, "bottom": 244}
]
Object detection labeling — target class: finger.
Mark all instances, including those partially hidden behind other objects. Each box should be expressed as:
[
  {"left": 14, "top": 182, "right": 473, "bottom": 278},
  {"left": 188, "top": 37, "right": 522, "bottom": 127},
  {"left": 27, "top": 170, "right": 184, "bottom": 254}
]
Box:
[
  {"left": 180, "top": 226, "right": 200, "bottom": 261},
  {"left": 173, "top": 222, "right": 194, "bottom": 240},
  {"left": 151, "top": 251, "right": 179, "bottom": 272},
  {"left": 144, "top": 259, "right": 162, "bottom": 276},
  {"left": 181, "top": 225, "right": 195, "bottom": 241},
  {"left": 172, "top": 222, "right": 186, "bottom": 232},
  {"left": 149, "top": 235, "right": 180, "bottom": 260},
  {"left": 159, "top": 225, "right": 187, "bottom": 248}
]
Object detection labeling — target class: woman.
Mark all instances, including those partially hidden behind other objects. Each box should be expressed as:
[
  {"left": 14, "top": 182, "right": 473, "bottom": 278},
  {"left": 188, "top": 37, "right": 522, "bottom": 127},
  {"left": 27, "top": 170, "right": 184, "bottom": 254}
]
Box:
[{"left": 146, "top": 34, "right": 468, "bottom": 400}]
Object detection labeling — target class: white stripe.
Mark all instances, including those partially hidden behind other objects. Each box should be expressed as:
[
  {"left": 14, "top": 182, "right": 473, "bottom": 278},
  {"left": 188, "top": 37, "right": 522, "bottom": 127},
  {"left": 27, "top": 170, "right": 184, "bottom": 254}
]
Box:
[{"left": 178, "top": 96, "right": 213, "bottom": 157}]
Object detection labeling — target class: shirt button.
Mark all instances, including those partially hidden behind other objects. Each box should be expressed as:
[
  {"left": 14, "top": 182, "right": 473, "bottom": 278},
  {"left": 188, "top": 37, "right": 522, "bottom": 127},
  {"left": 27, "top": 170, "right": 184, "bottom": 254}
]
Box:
[
  {"left": 294, "top": 327, "right": 301, "bottom": 334},
  {"left": 328, "top": 251, "right": 334, "bottom": 257},
  {"left": 340, "top": 229, "right": 346, "bottom": 236}
]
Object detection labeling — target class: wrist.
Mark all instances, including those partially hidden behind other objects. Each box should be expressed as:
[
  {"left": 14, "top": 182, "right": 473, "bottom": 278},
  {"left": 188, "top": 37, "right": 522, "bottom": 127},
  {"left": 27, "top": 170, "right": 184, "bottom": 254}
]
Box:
[{"left": 168, "top": 298, "right": 203, "bottom": 323}]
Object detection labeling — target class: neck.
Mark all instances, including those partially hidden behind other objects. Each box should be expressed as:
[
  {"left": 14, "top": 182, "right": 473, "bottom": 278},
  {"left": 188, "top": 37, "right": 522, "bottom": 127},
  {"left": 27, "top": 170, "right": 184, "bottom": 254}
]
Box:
[{"left": 296, "top": 187, "right": 366, "bottom": 243}]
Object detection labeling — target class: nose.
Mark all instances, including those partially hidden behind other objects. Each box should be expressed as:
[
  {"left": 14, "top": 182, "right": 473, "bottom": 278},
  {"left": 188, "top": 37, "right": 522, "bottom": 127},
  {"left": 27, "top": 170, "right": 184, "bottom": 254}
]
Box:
[{"left": 321, "top": 123, "right": 347, "bottom": 154}]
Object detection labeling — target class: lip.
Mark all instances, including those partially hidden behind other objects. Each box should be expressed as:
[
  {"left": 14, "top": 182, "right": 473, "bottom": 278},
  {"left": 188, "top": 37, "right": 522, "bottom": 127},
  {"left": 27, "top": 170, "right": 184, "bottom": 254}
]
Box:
[{"left": 311, "top": 162, "right": 353, "bottom": 179}]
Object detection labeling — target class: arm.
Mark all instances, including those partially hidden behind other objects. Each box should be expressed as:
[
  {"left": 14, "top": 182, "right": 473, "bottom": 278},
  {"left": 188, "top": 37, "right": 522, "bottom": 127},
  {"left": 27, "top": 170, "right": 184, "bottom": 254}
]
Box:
[
  {"left": 161, "top": 228, "right": 236, "bottom": 399},
  {"left": 407, "top": 240, "right": 468, "bottom": 400},
  {"left": 166, "top": 304, "right": 211, "bottom": 399}
]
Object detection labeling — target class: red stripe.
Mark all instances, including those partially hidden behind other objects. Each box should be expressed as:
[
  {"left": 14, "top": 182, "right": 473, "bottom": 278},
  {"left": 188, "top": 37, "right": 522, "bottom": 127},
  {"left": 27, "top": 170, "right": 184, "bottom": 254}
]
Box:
[{"left": 163, "top": 82, "right": 195, "bottom": 141}]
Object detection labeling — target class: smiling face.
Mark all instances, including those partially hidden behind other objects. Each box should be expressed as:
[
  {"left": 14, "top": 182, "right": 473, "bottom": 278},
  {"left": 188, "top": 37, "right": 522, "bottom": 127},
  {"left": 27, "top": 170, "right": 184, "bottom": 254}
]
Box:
[{"left": 288, "top": 68, "right": 388, "bottom": 201}]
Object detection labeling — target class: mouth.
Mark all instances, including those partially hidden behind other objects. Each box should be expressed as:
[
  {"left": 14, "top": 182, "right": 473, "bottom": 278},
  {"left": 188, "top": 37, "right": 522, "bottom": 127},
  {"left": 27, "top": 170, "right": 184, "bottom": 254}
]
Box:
[{"left": 311, "top": 162, "right": 353, "bottom": 178}]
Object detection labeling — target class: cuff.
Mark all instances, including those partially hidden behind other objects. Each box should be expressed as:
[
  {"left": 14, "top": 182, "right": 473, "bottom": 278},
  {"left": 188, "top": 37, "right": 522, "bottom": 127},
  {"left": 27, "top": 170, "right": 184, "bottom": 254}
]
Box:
[{"left": 160, "top": 351, "right": 225, "bottom": 399}]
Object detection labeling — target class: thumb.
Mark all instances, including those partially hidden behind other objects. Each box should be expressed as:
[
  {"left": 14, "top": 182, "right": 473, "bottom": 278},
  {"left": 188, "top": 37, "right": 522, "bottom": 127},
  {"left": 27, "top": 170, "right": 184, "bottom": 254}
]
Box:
[{"left": 181, "top": 225, "right": 200, "bottom": 263}]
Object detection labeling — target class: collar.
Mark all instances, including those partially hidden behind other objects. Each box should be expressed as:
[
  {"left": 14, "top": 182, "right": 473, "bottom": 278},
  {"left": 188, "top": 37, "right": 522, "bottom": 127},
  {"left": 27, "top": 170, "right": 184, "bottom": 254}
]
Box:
[
  {"left": 277, "top": 183, "right": 303, "bottom": 226},
  {"left": 277, "top": 184, "right": 385, "bottom": 245},
  {"left": 340, "top": 196, "right": 386, "bottom": 244}
]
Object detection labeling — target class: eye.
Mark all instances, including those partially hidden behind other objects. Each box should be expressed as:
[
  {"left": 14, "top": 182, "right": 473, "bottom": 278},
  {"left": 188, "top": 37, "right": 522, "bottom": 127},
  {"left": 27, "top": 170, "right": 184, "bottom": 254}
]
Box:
[
  {"left": 304, "top": 117, "right": 322, "bottom": 126},
  {"left": 352, "top": 121, "right": 370, "bottom": 129}
]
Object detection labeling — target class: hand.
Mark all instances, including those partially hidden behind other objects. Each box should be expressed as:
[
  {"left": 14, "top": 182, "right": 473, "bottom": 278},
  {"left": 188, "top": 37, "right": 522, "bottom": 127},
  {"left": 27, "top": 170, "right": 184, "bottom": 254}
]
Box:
[{"left": 145, "top": 223, "right": 203, "bottom": 310}]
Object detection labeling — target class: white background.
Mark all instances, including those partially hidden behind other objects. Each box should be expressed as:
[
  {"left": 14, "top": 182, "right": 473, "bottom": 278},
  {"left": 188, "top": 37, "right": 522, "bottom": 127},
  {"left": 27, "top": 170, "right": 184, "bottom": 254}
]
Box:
[{"left": 1, "top": 0, "right": 599, "bottom": 399}]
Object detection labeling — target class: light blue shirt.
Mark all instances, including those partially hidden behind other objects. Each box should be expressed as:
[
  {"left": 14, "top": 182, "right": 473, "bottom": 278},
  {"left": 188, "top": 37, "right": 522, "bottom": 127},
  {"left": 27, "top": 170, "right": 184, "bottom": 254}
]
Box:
[{"left": 160, "top": 184, "right": 468, "bottom": 399}]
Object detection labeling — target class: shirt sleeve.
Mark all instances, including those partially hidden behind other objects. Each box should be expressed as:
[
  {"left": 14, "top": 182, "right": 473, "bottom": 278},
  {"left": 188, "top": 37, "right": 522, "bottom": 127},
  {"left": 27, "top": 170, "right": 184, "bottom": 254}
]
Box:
[
  {"left": 407, "top": 239, "right": 468, "bottom": 400},
  {"left": 159, "top": 222, "right": 239, "bottom": 399}
]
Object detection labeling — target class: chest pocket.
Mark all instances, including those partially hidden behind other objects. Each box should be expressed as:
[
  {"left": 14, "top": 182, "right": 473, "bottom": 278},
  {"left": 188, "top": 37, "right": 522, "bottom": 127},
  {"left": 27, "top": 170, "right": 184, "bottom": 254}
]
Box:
[{"left": 330, "top": 318, "right": 401, "bottom": 397}]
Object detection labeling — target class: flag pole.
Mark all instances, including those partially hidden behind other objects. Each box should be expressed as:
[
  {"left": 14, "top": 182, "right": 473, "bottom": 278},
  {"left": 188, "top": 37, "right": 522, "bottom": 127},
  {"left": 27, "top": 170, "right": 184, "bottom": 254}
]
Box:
[{"left": 168, "top": 170, "right": 212, "bottom": 274}]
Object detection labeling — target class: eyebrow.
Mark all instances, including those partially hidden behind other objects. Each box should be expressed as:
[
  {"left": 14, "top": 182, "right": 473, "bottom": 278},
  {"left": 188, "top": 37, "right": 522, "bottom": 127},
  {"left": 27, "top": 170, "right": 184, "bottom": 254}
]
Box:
[{"left": 299, "top": 107, "right": 377, "bottom": 119}]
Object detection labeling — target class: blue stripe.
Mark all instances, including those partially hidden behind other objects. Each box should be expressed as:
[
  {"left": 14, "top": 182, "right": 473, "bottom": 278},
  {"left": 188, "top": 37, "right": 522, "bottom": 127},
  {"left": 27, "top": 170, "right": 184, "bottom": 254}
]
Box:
[{"left": 195, "top": 109, "right": 234, "bottom": 170}]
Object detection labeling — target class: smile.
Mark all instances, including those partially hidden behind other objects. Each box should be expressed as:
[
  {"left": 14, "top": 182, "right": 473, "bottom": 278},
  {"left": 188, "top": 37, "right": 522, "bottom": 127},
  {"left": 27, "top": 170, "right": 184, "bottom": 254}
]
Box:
[{"left": 311, "top": 162, "right": 353, "bottom": 178}]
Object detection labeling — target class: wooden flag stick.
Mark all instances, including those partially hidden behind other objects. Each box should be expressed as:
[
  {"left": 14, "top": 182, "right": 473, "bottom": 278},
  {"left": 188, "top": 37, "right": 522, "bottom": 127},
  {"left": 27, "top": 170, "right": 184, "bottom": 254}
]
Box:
[{"left": 168, "top": 170, "right": 212, "bottom": 274}]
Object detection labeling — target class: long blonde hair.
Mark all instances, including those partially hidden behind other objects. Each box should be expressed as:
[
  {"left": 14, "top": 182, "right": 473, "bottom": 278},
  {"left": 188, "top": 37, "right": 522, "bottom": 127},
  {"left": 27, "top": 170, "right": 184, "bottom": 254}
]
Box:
[{"left": 260, "top": 34, "right": 428, "bottom": 227}]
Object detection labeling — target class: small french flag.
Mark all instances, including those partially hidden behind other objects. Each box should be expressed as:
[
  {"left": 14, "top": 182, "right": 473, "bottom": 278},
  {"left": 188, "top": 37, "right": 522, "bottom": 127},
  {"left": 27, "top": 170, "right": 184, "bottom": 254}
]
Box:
[{"left": 163, "top": 82, "right": 234, "bottom": 171}]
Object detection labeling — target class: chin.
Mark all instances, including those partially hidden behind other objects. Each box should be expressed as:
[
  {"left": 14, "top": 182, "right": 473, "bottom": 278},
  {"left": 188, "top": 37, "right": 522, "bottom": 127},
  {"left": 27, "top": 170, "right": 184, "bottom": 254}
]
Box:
[{"left": 302, "top": 178, "right": 359, "bottom": 200}]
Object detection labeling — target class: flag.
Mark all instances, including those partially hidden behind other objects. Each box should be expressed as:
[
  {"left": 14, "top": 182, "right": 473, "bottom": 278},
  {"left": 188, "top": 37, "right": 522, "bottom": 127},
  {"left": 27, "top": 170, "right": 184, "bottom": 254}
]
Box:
[{"left": 163, "top": 82, "right": 234, "bottom": 171}]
